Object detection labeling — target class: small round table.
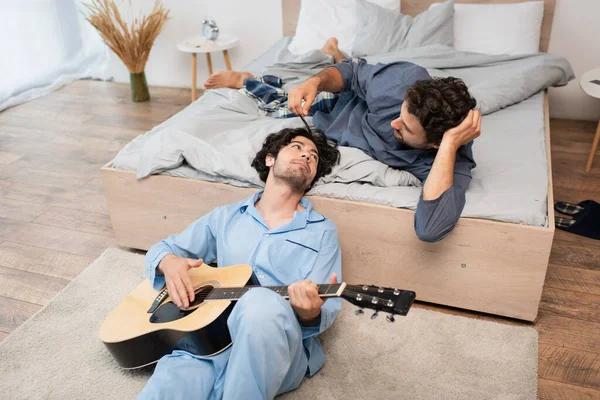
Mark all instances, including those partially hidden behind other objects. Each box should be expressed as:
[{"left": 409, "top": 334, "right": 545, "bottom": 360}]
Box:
[
  {"left": 580, "top": 68, "right": 600, "bottom": 172},
  {"left": 177, "top": 34, "right": 240, "bottom": 102}
]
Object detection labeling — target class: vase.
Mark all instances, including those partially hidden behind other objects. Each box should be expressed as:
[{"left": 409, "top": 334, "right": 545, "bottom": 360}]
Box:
[{"left": 129, "top": 71, "right": 150, "bottom": 102}]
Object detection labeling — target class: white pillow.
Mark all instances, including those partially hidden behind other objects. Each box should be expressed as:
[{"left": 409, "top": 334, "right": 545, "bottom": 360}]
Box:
[
  {"left": 288, "top": 0, "right": 400, "bottom": 55},
  {"left": 430, "top": 1, "right": 544, "bottom": 55},
  {"left": 353, "top": 0, "right": 454, "bottom": 57}
]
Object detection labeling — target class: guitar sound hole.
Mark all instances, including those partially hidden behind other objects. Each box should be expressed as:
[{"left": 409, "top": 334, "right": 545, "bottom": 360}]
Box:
[
  {"left": 182, "top": 285, "right": 215, "bottom": 311},
  {"left": 149, "top": 285, "right": 214, "bottom": 324}
]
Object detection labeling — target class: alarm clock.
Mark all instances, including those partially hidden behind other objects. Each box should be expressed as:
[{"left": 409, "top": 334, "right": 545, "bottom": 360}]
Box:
[{"left": 202, "top": 17, "right": 219, "bottom": 41}]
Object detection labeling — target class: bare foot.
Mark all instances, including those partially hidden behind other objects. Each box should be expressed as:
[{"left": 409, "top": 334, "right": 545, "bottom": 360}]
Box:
[
  {"left": 321, "top": 37, "right": 339, "bottom": 56},
  {"left": 204, "top": 71, "right": 254, "bottom": 89},
  {"left": 321, "top": 37, "right": 347, "bottom": 63}
]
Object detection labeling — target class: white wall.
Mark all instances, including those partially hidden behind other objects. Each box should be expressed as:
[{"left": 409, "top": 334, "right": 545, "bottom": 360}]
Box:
[
  {"left": 107, "top": 0, "right": 283, "bottom": 90},
  {"left": 107, "top": 0, "right": 600, "bottom": 121},
  {"left": 547, "top": 0, "right": 600, "bottom": 121}
]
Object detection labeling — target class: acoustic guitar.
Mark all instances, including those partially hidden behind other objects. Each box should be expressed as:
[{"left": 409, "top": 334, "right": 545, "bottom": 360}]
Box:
[{"left": 99, "top": 263, "right": 416, "bottom": 369}]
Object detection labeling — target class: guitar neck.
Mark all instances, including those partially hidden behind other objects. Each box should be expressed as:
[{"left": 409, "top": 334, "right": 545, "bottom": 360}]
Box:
[{"left": 205, "top": 282, "right": 347, "bottom": 302}]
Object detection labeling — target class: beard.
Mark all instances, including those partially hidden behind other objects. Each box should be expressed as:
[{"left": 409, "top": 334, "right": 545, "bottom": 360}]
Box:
[
  {"left": 393, "top": 128, "right": 430, "bottom": 149},
  {"left": 395, "top": 136, "right": 430, "bottom": 150},
  {"left": 273, "top": 161, "right": 311, "bottom": 192}
]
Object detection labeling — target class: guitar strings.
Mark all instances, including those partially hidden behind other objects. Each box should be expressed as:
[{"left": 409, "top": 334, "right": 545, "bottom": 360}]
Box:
[
  {"left": 181, "top": 287, "right": 334, "bottom": 301},
  {"left": 168, "top": 283, "right": 342, "bottom": 302}
]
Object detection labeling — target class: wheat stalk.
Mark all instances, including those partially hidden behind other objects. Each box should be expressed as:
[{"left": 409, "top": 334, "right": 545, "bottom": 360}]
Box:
[{"left": 83, "top": 0, "right": 170, "bottom": 73}]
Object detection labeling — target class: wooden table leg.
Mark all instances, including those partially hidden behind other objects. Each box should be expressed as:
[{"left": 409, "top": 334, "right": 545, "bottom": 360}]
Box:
[
  {"left": 223, "top": 49, "right": 232, "bottom": 71},
  {"left": 585, "top": 120, "right": 600, "bottom": 172},
  {"left": 191, "top": 53, "right": 197, "bottom": 102},
  {"left": 205, "top": 53, "right": 213, "bottom": 76}
]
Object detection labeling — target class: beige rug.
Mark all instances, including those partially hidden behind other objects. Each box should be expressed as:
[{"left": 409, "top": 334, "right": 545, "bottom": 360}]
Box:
[{"left": 0, "top": 248, "right": 538, "bottom": 399}]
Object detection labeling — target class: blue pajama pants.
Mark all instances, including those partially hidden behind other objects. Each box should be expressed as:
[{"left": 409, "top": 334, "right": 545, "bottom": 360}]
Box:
[{"left": 137, "top": 288, "right": 309, "bottom": 400}]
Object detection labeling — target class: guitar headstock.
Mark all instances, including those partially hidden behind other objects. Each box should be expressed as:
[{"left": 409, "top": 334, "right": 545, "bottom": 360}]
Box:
[{"left": 340, "top": 284, "right": 416, "bottom": 320}]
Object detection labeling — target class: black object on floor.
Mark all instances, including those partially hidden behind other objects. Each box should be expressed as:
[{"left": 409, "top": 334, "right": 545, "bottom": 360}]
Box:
[{"left": 554, "top": 200, "right": 600, "bottom": 240}]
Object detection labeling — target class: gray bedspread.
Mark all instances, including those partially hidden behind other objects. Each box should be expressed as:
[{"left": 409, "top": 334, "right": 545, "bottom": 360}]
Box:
[{"left": 113, "top": 38, "right": 574, "bottom": 226}]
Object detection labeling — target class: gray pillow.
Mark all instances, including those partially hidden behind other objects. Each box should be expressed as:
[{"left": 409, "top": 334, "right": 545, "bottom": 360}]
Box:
[{"left": 352, "top": 0, "right": 454, "bottom": 57}]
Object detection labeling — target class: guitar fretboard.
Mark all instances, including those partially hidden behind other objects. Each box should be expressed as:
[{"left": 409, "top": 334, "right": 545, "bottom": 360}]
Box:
[{"left": 205, "top": 283, "right": 343, "bottom": 301}]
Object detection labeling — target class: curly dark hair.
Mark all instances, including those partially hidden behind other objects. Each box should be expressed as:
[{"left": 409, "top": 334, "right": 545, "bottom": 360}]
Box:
[
  {"left": 251, "top": 127, "right": 340, "bottom": 190},
  {"left": 405, "top": 77, "right": 477, "bottom": 145}
]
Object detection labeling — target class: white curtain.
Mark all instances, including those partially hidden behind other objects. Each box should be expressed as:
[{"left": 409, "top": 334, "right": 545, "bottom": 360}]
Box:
[{"left": 0, "top": 0, "right": 111, "bottom": 112}]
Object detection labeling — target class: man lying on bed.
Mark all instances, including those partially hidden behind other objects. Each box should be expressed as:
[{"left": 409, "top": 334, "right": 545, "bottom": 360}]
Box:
[
  {"left": 204, "top": 38, "right": 481, "bottom": 242},
  {"left": 138, "top": 128, "right": 342, "bottom": 400}
]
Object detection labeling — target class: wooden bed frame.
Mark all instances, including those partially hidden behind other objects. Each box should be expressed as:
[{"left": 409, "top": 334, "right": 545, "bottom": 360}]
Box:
[{"left": 101, "top": 0, "right": 557, "bottom": 321}]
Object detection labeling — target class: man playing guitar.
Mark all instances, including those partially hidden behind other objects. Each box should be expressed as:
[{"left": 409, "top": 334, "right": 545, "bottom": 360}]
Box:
[{"left": 138, "top": 126, "right": 342, "bottom": 400}]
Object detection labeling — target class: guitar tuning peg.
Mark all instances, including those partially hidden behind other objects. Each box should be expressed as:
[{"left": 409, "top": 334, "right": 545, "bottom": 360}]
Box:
[
  {"left": 371, "top": 311, "right": 379, "bottom": 320},
  {"left": 386, "top": 314, "right": 396, "bottom": 323},
  {"left": 355, "top": 308, "right": 364, "bottom": 316}
]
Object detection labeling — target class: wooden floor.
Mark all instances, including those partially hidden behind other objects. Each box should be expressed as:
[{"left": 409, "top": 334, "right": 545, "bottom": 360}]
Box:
[{"left": 1, "top": 81, "right": 599, "bottom": 398}]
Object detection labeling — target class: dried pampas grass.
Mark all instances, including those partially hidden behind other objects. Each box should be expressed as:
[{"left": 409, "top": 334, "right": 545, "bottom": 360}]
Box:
[{"left": 83, "top": 0, "right": 170, "bottom": 73}]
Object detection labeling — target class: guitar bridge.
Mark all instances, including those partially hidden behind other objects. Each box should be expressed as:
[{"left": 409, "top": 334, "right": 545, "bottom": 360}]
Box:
[{"left": 147, "top": 287, "right": 169, "bottom": 313}]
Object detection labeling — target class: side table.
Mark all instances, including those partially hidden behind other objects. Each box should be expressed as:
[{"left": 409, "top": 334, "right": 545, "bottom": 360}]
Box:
[
  {"left": 580, "top": 68, "right": 600, "bottom": 172},
  {"left": 177, "top": 34, "right": 240, "bottom": 101}
]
